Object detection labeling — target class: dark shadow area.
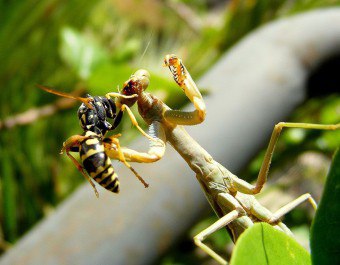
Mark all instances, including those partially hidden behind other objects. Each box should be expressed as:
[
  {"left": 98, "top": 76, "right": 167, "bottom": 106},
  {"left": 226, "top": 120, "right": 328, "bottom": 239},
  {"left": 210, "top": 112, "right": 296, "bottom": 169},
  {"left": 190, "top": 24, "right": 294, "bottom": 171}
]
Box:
[{"left": 307, "top": 53, "right": 340, "bottom": 97}]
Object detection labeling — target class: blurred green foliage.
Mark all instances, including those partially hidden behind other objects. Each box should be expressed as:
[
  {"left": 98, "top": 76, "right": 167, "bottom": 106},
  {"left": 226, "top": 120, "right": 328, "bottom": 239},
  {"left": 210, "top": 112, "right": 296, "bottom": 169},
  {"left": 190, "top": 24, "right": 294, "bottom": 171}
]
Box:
[
  {"left": 0, "top": 0, "right": 339, "bottom": 263},
  {"left": 0, "top": 0, "right": 215, "bottom": 250},
  {"left": 219, "top": 0, "right": 340, "bottom": 51}
]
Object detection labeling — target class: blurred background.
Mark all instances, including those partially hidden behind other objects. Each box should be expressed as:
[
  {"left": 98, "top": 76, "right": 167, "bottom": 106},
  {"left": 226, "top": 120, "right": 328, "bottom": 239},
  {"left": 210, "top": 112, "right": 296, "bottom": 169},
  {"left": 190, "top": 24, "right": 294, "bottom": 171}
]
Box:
[{"left": 0, "top": 0, "right": 339, "bottom": 264}]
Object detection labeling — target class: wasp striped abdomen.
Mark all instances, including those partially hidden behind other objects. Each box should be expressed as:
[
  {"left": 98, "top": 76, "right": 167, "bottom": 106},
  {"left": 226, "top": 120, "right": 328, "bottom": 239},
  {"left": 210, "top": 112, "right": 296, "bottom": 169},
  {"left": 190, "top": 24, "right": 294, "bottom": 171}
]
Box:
[{"left": 80, "top": 131, "right": 120, "bottom": 193}]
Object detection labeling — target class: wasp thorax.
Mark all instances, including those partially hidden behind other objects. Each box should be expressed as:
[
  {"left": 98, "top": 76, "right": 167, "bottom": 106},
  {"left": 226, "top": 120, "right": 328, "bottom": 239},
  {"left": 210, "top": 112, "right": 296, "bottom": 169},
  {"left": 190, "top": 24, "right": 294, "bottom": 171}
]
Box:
[
  {"left": 78, "top": 102, "right": 98, "bottom": 132},
  {"left": 77, "top": 95, "right": 118, "bottom": 136}
]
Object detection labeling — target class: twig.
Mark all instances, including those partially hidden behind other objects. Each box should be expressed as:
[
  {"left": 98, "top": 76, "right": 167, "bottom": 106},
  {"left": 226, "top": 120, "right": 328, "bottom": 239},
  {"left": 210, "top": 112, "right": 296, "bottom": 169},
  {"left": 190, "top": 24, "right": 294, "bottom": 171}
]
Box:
[{"left": 165, "top": 0, "right": 203, "bottom": 33}]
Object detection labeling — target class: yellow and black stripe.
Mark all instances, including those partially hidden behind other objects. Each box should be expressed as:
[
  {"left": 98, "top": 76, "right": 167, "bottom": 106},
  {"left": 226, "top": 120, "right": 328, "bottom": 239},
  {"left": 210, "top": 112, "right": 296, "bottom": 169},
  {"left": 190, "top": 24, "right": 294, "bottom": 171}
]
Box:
[{"left": 80, "top": 131, "right": 120, "bottom": 193}]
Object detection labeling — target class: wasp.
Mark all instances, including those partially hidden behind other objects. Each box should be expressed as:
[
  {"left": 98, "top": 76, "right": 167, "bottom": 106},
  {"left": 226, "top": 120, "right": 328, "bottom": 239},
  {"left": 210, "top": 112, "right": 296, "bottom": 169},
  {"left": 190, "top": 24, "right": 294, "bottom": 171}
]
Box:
[{"left": 38, "top": 85, "right": 153, "bottom": 197}]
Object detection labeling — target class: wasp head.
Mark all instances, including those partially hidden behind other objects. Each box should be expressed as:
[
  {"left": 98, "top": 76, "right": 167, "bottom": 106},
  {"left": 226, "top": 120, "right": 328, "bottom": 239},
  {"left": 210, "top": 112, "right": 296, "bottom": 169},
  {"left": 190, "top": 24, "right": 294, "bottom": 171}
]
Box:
[{"left": 120, "top": 69, "right": 150, "bottom": 106}]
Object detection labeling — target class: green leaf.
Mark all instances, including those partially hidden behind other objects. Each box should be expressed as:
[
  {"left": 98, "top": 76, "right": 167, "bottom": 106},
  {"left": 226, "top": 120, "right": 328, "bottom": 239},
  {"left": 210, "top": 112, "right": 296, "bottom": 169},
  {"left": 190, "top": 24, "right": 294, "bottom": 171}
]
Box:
[
  {"left": 230, "top": 223, "right": 310, "bottom": 265},
  {"left": 310, "top": 149, "right": 340, "bottom": 265},
  {"left": 59, "top": 27, "right": 109, "bottom": 79}
]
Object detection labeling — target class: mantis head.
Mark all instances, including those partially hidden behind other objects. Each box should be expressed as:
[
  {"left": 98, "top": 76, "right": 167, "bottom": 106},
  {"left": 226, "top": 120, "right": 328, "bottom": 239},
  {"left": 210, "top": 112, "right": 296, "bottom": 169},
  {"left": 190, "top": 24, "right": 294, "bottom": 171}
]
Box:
[{"left": 120, "top": 69, "right": 150, "bottom": 106}]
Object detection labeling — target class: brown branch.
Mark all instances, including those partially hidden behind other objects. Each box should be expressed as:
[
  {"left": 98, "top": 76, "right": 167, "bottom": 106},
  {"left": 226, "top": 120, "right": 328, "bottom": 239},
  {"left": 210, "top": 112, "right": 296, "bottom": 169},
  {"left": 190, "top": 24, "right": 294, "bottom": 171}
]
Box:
[
  {"left": 0, "top": 240, "right": 11, "bottom": 251},
  {"left": 165, "top": 0, "right": 203, "bottom": 34}
]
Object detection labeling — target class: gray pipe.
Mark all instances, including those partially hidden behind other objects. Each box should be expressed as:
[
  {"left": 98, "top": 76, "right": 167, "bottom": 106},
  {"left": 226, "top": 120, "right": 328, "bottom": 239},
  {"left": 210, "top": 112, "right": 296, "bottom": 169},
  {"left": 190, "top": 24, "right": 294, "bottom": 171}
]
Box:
[{"left": 1, "top": 8, "right": 340, "bottom": 265}]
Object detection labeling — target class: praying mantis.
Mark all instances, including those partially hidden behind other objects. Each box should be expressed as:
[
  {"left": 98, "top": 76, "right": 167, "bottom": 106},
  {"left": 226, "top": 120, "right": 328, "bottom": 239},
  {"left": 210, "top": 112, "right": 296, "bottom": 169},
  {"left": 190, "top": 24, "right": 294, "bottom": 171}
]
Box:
[{"left": 104, "top": 54, "right": 339, "bottom": 264}]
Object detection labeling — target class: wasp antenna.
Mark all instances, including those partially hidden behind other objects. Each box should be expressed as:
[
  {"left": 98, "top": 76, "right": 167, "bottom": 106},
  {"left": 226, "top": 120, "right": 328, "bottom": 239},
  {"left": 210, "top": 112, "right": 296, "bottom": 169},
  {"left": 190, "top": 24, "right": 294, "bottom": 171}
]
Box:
[
  {"left": 37, "top": 84, "right": 94, "bottom": 109},
  {"left": 77, "top": 97, "right": 94, "bottom": 110}
]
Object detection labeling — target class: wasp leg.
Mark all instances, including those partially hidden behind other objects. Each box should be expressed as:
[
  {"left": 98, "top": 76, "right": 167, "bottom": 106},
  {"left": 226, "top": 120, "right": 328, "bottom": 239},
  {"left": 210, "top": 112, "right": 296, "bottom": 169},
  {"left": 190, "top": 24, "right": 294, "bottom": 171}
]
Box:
[
  {"left": 66, "top": 151, "right": 99, "bottom": 198},
  {"left": 60, "top": 134, "right": 88, "bottom": 154},
  {"left": 61, "top": 135, "right": 99, "bottom": 198},
  {"left": 231, "top": 123, "right": 340, "bottom": 195},
  {"left": 121, "top": 104, "right": 165, "bottom": 146},
  {"left": 105, "top": 92, "right": 163, "bottom": 146},
  {"left": 104, "top": 121, "right": 166, "bottom": 163},
  {"left": 104, "top": 134, "right": 149, "bottom": 188},
  {"left": 105, "top": 92, "right": 138, "bottom": 100},
  {"left": 163, "top": 54, "right": 206, "bottom": 125}
]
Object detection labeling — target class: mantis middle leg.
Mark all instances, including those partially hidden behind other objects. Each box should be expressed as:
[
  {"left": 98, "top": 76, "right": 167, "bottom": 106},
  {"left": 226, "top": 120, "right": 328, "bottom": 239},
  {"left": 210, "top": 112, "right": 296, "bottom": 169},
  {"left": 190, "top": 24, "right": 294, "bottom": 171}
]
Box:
[{"left": 231, "top": 122, "right": 340, "bottom": 195}]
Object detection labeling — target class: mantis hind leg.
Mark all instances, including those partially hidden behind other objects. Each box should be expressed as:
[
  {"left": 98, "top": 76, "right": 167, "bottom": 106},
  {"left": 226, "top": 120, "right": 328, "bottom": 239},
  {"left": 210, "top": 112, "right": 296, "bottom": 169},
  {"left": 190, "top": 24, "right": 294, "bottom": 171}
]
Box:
[
  {"left": 193, "top": 193, "right": 251, "bottom": 265},
  {"left": 248, "top": 192, "right": 317, "bottom": 235},
  {"left": 267, "top": 193, "right": 317, "bottom": 223},
  {"left": 194, "top": 210, "right": 239, "bottom": 265}
]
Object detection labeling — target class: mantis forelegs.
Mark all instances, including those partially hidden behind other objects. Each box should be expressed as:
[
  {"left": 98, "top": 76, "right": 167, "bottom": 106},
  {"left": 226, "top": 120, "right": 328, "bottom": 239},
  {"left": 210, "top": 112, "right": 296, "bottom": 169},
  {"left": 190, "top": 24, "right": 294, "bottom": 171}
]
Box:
[
  {"left": 105, "top": 121, "right": 166, "bottom": 163},
  {"left": 103, "top": 134, "right": 149, "bottom": 188},
  {"left": 163, "top": 54, "right": 206, "bottom": 125}
]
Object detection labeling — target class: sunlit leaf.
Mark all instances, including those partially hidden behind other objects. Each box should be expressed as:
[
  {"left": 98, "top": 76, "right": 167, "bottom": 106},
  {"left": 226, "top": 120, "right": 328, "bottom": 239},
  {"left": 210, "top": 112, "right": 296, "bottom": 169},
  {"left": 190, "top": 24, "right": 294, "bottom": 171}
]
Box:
[
  {"left": 59, "top": 27, "right": 109, "bottom": 79},
  {"left": 230, "top": 223, "right": 310, "bottom": 265}
]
